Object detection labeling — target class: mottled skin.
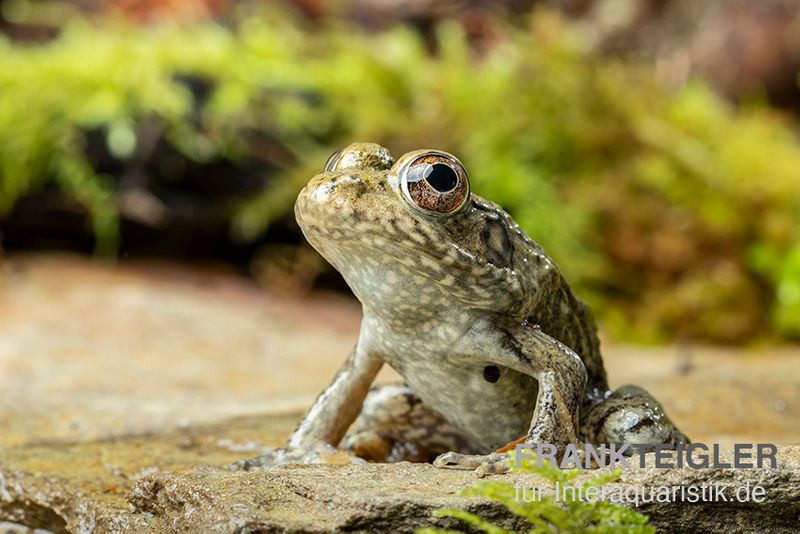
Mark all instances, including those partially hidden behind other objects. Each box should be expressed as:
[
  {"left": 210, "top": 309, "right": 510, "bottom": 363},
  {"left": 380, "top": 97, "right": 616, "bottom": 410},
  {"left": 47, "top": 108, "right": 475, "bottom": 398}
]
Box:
[{"left": 238, "top": 143, "right": 686, "bottom": 475}]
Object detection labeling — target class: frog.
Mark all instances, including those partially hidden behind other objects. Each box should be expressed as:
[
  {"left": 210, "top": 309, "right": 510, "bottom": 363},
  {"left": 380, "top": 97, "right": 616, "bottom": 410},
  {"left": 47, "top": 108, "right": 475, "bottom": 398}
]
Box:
[{"left": 237, "top": 142, "right": 687, "bottom": 475}]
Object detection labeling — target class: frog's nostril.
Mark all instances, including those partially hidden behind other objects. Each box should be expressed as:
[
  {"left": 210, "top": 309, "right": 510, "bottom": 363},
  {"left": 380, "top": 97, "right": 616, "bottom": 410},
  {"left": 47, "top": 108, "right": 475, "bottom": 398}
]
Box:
[{"left": 308, "top": 181, "right": 337, "bottom": 202}]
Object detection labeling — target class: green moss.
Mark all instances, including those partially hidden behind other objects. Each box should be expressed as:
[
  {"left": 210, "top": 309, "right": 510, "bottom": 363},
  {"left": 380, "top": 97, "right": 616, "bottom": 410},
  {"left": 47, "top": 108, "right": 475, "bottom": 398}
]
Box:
[{"left": 418, "top": 456, "right": 653, "bottom": 533}]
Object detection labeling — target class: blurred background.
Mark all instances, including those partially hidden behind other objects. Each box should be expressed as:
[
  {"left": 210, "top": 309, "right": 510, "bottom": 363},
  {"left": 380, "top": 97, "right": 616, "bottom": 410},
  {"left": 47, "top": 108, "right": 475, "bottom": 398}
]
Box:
[
  {"left": 1, "top": 0, "right": 800, "bottom": 344},
  {"left": 3, "top": 0, "right": 800, "bottom": 345}
]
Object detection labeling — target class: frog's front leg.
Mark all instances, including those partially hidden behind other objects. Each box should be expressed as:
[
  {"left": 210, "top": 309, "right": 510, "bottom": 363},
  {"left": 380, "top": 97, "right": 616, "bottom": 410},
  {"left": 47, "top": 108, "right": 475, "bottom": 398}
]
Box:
[
  {"left": 234, "top": 339, "right": 383, "bottom": 470},
  {"left": 434, "top": 321, "right": 587, "bottom": 475}
]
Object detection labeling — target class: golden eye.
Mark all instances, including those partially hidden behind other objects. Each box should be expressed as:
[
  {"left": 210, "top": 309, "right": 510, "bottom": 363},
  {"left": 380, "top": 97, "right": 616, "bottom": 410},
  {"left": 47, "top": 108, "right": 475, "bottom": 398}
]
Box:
[{"left": 399, "top": 152, "right": 469, "bottom": 215}]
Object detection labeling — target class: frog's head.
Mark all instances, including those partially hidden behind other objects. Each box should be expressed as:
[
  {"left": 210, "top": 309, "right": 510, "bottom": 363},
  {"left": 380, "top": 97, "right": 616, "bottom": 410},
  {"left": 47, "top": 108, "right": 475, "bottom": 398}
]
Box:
[{"left": 295, "top": 143, "right": 540, "bottom": 317}]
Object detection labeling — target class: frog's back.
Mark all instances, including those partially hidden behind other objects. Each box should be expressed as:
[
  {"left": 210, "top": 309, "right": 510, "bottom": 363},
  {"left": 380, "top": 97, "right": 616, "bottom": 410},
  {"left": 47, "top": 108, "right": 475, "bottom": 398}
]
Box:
[
  {"left": 531, "top": 282, "right": 608, "bottom": 397},
  {"left": 480, "top": 196, "right": 609, "bottom": 397}
]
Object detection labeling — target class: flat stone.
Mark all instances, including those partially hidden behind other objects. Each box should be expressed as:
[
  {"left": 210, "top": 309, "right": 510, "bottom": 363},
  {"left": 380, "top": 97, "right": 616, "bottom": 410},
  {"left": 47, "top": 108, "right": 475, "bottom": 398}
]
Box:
[
  {"left": 0, "top": 253, "right": 367, "bottom": 448},
  {"left": 2, "top": 433, "right": 798, "bottom": 532}
]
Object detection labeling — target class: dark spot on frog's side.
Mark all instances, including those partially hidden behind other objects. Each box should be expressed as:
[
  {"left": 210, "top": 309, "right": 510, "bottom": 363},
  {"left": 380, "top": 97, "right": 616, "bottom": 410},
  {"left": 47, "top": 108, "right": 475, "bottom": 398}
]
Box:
[
  {"left": 403, "top": 393, "right": 422, "bottom": 407},
  {"left": 483, "top": 365, "right": 501, "bottom": 383}
]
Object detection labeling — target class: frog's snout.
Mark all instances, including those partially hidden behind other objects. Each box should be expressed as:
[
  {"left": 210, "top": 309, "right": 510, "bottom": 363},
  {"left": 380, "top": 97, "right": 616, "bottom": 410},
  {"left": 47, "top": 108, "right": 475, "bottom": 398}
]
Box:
[
  {"left": 299, "top": 173, "right": 367, "bottom": 207},
  {"left": 295, "top": 172, "right": 375, "bottom": 232},
  {"left": 300, "top": 173, "right": 343, "bottom": 205}
]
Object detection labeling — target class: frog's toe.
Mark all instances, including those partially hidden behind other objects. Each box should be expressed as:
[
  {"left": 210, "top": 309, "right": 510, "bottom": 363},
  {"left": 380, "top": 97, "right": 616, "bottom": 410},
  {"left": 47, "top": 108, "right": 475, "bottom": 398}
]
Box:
[
  {"left": 673, "top": 430, "right": 691, "bottom": 445},
  {"left": 474, "top": 453, "right": 511, "bottom": 477},
  {"left": 231, "top": 445, "right": 366, "bottom": 471},
  {"left": 230, "top": 450, "right": 281, "bottom": 471},
  {"left": 433, "top": 452, "right": 510, "bottom": 476},
  {"left": 433, "top": 452, "right": 485, "bottom": 470}
]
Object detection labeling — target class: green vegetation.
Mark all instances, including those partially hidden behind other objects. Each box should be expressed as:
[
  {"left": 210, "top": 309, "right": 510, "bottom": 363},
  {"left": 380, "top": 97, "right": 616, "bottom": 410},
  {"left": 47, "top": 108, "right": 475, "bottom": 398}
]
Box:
[
  {"left": 1, "top": 5, "right": 799, "bottom": 341},
  {"left": 418, "top": 456, "right": 653, "bottom": 533}
]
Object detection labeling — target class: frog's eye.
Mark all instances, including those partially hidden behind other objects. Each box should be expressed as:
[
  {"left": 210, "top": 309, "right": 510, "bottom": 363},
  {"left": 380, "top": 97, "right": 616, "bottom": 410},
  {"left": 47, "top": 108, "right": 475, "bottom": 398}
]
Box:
[{"left": 399, "top": 152, "right": 470, "bottom": 215}]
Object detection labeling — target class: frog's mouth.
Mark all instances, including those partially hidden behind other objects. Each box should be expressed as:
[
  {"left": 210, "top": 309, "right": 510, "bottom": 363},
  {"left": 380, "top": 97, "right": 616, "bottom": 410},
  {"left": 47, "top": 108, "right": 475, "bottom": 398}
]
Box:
[{"left": 302, "top": 216, "right": 521, "bottom": 306}]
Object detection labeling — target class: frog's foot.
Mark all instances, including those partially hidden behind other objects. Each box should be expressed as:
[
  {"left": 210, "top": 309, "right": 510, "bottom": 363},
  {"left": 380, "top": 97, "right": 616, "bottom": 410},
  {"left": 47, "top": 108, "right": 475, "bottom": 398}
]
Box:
[
  {"left": 582, "top": 384, "right": 689, "bottom": 448},
  {"left": 432, "top": 452, "right": 511, "bottom": 477},
  {"left": 345, "top": 384, "right": 479, "bottom": 463},
  {"left": 230, "top": 444, "right": 365, "bottom": 472},
  {"left": 231, "top": 449, "right": 280, "bottom": 471}
]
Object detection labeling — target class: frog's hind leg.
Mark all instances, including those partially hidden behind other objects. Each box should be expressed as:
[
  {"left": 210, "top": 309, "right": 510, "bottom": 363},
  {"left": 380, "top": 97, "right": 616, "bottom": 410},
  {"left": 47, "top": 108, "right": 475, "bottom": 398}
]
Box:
[
  {"left": 582, "top": 385, "right": 689, "bottom": 447},
  {"left": 342, "top": 384, "right": 480, "bottom": 463}
]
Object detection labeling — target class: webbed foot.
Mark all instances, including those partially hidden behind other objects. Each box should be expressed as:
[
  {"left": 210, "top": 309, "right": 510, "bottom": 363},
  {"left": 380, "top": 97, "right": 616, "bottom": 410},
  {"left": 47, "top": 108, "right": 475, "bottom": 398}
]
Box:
[{"left": 432, "top": 452, "right": 511, "bottom": 477}]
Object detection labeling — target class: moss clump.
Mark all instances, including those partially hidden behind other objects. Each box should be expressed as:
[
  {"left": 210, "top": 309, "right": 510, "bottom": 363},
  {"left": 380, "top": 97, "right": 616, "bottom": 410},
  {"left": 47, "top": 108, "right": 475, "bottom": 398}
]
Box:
[{"left": 419, "top": 456, "right": 653, "bottom": 533}]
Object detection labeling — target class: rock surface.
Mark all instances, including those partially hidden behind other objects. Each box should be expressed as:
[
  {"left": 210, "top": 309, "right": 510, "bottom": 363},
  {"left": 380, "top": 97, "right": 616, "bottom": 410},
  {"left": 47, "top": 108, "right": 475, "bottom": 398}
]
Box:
[
  {"left": 2, "top": 437, "right": 799, "bottom": 532},
  {"left": 127, "top": 448, "right": 800, "bottom": 533},
  {"left": 1, "top": 254, "right": 799, "bottom": 532}
]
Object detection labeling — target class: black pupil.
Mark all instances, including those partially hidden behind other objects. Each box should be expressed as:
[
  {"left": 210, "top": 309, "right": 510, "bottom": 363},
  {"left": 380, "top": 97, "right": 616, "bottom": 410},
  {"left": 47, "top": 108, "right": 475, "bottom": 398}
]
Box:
[
  {"left": 483, "top": 365, "right": 501, "bottom": 383},
  {"left": 425, "top": 163, "right": 458, "bottom": 192}
]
